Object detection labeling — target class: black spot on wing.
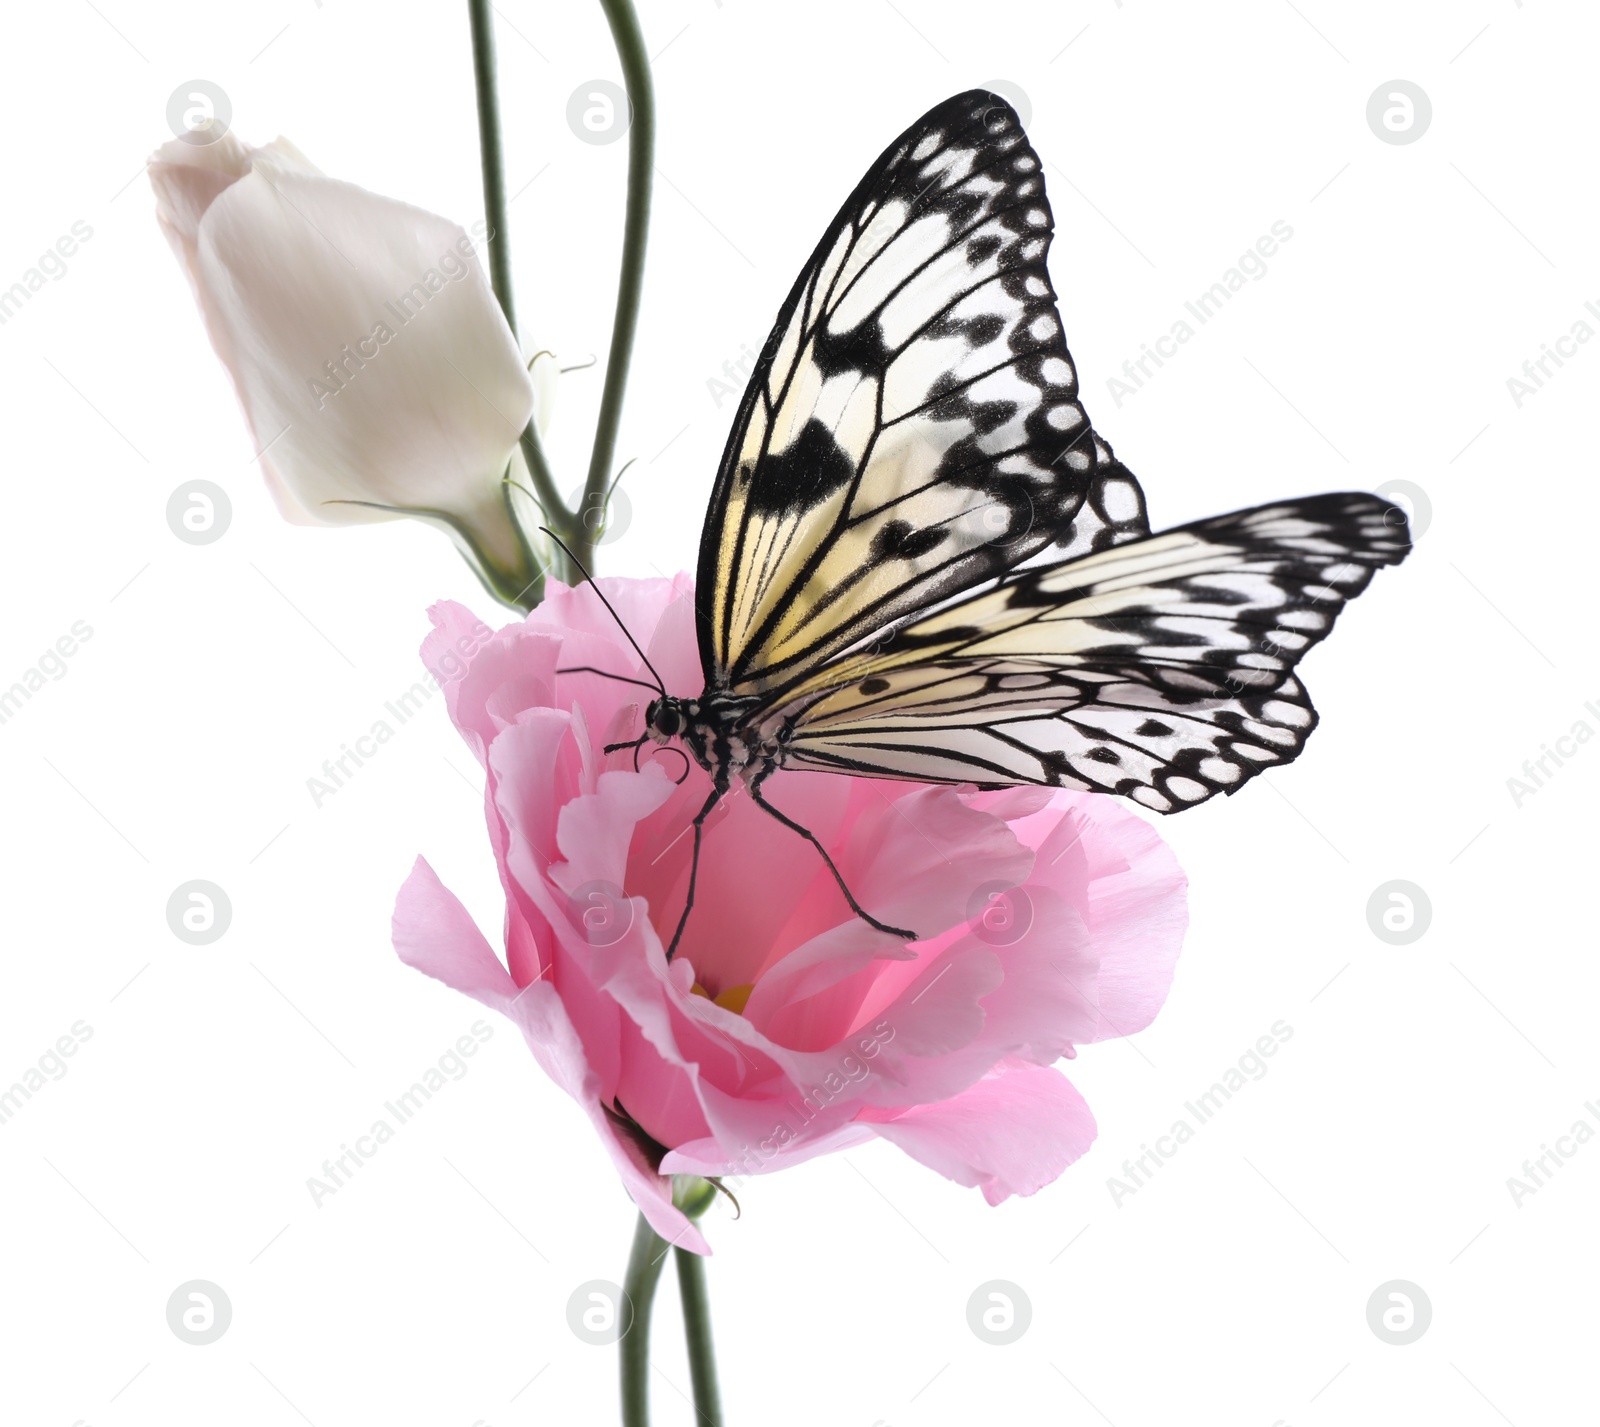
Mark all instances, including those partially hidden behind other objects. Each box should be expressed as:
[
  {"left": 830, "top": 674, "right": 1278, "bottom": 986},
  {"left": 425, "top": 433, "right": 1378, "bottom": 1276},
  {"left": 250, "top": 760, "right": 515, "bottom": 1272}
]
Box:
[
  {"left": 744, "top": 419, "right": 854, "bottom": 517},
  {"left": 811, "top": 319, "right": 893, "bottom": 381},
  {"left": 966, "top": 233, "right": 1003, "bottom": 265},
  {"left": 886, "top": 623, "right": 982, "bottom": 652},
  {"left": 966, "top": 399, "right": 1020, "bottom": 435},
  {"left": 870, "top": 519, "right": 948, "bottom": 562},
  {"left": 963, "top": 312, "right": 1006, "bottom": 346}
]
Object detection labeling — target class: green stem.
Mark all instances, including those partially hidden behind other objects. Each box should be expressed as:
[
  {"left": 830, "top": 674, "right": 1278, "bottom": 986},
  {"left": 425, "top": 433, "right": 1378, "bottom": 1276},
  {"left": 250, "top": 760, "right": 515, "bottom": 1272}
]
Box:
[
  {"left": 465, "top": 0, "right": 517, "bottom": 341},
  {"left": 466, "top": 0, "right": 571, "bottom": 585},
  {"left": 496, "top": 478, "right": 545, "bottom": 613},
  {"left": 582, "top": 0, "right": 656, "bottom": 570},
  {"left": 674, "top": 1245, "right": 723, "bottom": 1426},
  {"left": 618, "top": 1179, "right": 722, "bottom": 1427},
  {"left": 620, "top": 1212, "right": 670, "bottom": 1427}
]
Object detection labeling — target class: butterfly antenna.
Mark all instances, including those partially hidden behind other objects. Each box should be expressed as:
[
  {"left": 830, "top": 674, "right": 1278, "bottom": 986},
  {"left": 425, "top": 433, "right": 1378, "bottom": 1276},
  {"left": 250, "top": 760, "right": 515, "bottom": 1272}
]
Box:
[
  {"left": 538, "top": 526, "right": 667, "bottom": 695},
  {"left": 562, "top": 665, "right": 664, "bottom": 696}
]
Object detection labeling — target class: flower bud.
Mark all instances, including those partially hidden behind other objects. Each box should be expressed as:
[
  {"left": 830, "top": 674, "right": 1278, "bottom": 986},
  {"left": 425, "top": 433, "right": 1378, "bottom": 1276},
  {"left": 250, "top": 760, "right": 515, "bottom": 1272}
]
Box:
[{"left": 150, "top": 132, "right": 542, "bottom": 598}]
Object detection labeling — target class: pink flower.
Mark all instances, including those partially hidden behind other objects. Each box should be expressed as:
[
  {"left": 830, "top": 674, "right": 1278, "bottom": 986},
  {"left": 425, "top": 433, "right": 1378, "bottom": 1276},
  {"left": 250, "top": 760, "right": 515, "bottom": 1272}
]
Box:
[{"left": 392, "top": 578, "right": 1187, "bottom": 1252}]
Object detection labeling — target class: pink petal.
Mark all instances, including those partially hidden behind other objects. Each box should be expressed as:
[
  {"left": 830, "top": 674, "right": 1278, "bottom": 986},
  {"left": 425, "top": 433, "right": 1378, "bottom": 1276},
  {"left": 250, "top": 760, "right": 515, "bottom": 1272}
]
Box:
[
  {"left": 1022, "top": 798, "right": 1188, "bottom": 1042},
  {"left": 391, "top": 858, "right": 707, "bottom": 1252},
  {"left": 661, "top": 1121, "right": 875, "bottom": 1179},
  {"left": 392, "top": 856, "right": 518, "bottom": 1006},
  {"left": 743, "top": 784, "right": 1031, "bottom": 1045},
  {"left": 552, "top": 768, "right": 678, "bottom": 899},
  {"left": 866, "top": 1061, "right": 1098, "bottom": 1204},
  {"left": 422, "top": 604, "right": 562, "bottom": 765}
]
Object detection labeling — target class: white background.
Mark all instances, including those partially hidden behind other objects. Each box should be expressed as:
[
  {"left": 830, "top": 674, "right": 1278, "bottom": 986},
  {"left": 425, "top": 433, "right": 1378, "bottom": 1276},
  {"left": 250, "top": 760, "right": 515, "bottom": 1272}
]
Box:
[{"left": 1, "top": 1, "right": 1593, "bottom": 1423}]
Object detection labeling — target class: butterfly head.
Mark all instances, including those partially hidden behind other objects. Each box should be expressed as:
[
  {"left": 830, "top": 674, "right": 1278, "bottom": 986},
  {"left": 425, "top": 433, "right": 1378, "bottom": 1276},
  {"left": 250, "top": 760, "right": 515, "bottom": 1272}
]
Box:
[{"left": 645, "top": 696, "right": 692, "bottom": 745}]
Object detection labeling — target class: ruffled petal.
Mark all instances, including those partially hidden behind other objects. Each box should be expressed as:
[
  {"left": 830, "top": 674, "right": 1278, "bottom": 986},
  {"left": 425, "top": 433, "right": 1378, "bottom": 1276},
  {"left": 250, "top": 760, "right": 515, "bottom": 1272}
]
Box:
[
  {"left": 390, "top": 857, "right": 708, "bottom": 1252},
  {"left": 867, "top": 1061, "right": 1097, "bottom": 1204},
  {"left": 1016, "top": 796, "right": 1188, "bottom": 1042}
]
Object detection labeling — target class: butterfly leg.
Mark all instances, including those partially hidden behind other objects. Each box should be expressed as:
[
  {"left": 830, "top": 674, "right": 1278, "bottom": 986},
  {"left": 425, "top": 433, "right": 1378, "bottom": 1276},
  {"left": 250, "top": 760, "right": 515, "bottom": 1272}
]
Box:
[
  {"left": 664, "top": 781, "right": 726, "bottom": 961},
  {"left": 748, "top": 771, "right": 916, "bottom": 941},
  {"left": 603, "top": 732, "right": 650, "bottom": 772}
]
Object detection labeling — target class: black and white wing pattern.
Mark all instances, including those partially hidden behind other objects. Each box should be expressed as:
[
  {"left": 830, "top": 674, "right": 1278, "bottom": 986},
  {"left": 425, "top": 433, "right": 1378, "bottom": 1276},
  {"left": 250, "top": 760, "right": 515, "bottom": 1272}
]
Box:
[
  {"left": 774, "top": 494, "right": 1411, "bottom": 812},
  {"left": 697, "top": 90, "right": 1148, "bottom": 701}
]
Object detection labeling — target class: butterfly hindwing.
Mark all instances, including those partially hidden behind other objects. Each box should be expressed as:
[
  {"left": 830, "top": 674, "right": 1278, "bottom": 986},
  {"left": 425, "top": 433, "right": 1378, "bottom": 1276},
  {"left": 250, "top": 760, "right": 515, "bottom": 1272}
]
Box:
[
  {"left": 776, "top": 493, "right": 1411, "bottom": 811},
  {"left": 696, "top": 90, "right": 1148, "bottom": 701}
]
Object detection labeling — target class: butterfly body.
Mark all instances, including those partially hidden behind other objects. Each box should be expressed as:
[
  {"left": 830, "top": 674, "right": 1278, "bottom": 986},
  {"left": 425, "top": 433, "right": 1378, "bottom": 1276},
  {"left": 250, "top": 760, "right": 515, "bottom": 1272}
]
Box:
[
  {"left": 641, "top": 688, "right": 918, "bottom": 942},
  {"left": 603, "top": 89, "right": 1408, "bottom": 955},
  {"left": 646, "top": 693, "right": 780, "bottom": 786}
]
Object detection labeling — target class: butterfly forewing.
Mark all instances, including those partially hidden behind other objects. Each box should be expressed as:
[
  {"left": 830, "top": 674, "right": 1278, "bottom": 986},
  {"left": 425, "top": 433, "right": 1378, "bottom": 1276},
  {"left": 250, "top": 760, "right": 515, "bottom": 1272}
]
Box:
[
  {"left": 684, "top": 90, "right": 1409, "bottom": 831},
  {"left": 697, "top": 90, "right": 1149, "bottom": 700},
  {"left": 777, "top": 494, "right": 1410, "bottom": 811}
]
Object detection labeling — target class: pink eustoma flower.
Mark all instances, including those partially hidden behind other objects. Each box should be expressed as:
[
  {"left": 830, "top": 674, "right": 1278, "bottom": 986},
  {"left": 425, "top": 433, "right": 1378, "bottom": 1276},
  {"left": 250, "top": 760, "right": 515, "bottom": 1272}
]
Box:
[{"left": 392, "top": 577, "right": 1187, "bottom": 1253}]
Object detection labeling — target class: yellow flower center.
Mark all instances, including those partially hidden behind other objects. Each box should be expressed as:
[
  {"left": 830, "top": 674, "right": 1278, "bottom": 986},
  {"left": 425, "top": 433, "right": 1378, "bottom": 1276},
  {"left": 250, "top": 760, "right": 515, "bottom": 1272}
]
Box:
[{"left": 690, "top": 981, "right": 755, "bottom": 1015}]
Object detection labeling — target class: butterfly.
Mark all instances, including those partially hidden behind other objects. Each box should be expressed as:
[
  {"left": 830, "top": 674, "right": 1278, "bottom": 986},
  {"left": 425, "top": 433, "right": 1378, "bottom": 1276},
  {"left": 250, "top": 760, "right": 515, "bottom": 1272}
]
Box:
[{"left": 578, "top": 89, "right": 1409, "bottom": 954}]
